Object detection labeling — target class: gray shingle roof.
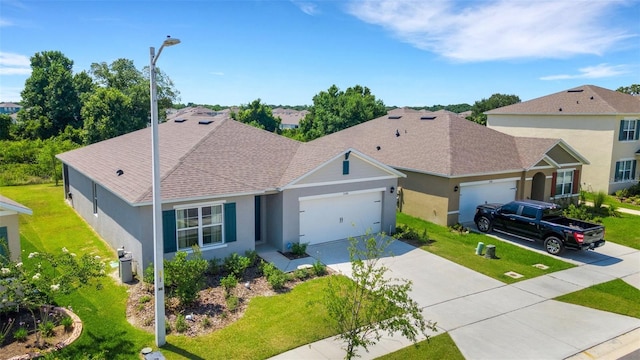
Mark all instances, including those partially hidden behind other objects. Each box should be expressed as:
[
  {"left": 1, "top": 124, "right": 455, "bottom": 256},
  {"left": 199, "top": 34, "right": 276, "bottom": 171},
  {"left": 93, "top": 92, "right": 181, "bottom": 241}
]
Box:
[
  {"left": 0, "top": 194, "right": 32, "bottom": 215},
  {"left": 486, "top": 85, "right": 640, "bottom": 115},
  {"left": 311, "top": 108, "right": 567, "bottom": 177}
]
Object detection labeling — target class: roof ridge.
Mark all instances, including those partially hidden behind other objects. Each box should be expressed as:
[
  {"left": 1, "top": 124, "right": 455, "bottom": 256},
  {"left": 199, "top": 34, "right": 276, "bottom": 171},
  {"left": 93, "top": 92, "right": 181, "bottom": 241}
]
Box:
[{"left": 134, "top": 117, "right": 230, "bottom": 203}]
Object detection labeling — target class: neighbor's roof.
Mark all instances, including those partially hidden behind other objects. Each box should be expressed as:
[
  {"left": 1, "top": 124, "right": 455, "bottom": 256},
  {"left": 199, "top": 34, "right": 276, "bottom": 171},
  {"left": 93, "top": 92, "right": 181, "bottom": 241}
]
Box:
[
  {"left": 272, "top": 108, "right": 309, "bottom": 127},
  {"left": 486, "top": 85, "right": 640, "bottom": 115},
  {"left": 0, "top": 194, "right": 33, "bottom": 215},
  {"left": 57, "top": 107, "right": 394, "bottom": 205},
  {"left": 311, "top": 108, "right": 579, "bottom": 177}
]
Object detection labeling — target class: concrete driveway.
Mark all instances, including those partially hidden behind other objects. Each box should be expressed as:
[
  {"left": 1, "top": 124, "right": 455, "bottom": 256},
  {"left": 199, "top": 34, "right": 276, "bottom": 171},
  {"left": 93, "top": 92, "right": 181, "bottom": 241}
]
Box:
[{"left": 302, "top": 237, "right": 640, "bottom": 360}]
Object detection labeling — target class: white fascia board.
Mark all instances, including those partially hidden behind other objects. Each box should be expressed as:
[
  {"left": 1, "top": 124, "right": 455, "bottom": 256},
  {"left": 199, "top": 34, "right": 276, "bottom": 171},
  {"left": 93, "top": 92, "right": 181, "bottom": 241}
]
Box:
[
  {"left": 281, "top": 148, "right": 405, "bottom": 190},
  {"left": 285, "top": 175, "right": 399, "bottom": 190},
  {"left": 134, "top": 190, "right": 267, "bottom": 207},
  {"left": 459, "top": 177, "right": 520, "bottom": 187},
  {"left": 0, "top": 203, "right": 32, "bottom": 215}
]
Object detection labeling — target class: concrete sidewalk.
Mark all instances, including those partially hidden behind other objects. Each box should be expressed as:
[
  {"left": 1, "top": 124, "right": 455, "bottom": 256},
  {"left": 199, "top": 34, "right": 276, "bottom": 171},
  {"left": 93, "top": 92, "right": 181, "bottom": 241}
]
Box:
[{"left": 270, "top": 238, "right": 640, "bottom": 360}]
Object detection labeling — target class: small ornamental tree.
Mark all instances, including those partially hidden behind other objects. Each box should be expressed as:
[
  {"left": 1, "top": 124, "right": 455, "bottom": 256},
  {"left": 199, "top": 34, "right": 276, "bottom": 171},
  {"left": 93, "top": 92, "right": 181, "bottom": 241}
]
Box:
[
  {"left": 0, "top": 247, "right": 104, "bottom": 347},
  {"left": 324, "top": 235, "right": 436, "bottom": 360}
]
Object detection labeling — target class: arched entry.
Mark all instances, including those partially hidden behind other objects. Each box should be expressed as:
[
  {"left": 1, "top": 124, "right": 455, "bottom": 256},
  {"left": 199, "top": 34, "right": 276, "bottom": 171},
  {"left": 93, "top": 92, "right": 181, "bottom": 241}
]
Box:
[{"left": 531, "top": 172, "right": 546, "bottom": 201}]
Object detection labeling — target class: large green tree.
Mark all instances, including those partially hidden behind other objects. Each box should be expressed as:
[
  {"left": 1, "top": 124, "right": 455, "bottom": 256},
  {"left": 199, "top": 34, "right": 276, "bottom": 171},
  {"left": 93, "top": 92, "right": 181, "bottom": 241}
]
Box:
[
  {"left": 0, "top": 114, "right": 12, "bottom": 140},
  {"left": 231, "top": 98, "right": 281, "bottom": 132},
  {"left": 467, "top": 93, "right": 521, "bottom": 126},
  {"left": 17, "top": 51, "right": 82, "bottom": 139},
  {"left": 617, "top": 84, "right": 640, "bottom": 96},
  {"left": 299, "top": 85, "right": 386, "bottom": 140},
  {"left": 81, "top": 87, "right": 140, "bottom": 144}
]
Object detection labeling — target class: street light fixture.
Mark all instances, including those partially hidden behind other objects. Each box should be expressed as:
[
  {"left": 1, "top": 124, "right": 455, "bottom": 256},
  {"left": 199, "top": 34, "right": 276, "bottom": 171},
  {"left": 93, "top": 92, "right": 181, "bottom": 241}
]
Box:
[{"left": 150, "top": 36, "right": 180, "bottom": 347}]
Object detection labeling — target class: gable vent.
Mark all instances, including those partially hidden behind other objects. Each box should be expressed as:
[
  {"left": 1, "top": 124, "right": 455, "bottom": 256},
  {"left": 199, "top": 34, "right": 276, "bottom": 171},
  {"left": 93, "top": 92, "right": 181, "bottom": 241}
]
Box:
[
  {"left": 174, "top": 118, "right": 187, "bottom": 123},
  {"left": 567, "top": 89, "right": 584, "bottom": 93},
  {"left": 420, "top": 116, "right": 436, "bottom": 120},
  {"left": 198, "top": 120, "right": 214, "bottom": 125},
  {"left": 388, "top": 115, "right": 402, "bottom": 119}
]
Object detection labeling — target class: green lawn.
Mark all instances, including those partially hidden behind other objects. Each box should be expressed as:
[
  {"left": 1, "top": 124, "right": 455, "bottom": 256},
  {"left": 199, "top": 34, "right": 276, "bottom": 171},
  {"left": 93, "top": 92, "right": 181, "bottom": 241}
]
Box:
[
  {"left": 555, "top": 279, "right": 640, "bottom": 319},
  {"left": 376, "top": 332, "right": 464, "bottom": 360},
  {"left": 583, "top": 192, "right": 640, "bottom": 212},
  {"left": 1, "top": 184, "right": 154, "bottom": 358},
  {"left": 600, "top": 214, "right": 640, "bottom": 250},
  {"left": 0, "top": 184, "right": 350, "bottom": 359},
  {"left": 397, "top": 213, "right": 575, "bottom": 283}
]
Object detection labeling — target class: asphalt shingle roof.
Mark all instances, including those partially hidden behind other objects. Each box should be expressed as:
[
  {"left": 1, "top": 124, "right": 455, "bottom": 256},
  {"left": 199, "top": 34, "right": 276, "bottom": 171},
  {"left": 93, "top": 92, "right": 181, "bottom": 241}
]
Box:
[
  {"left": 486, "top": 85, "right": 640, "bottom": 115},
  {"left": 311, "top": 108, "right": 564, "bottom": 177},
  {"left": 57, "top": 108, "right": 355, "bottom": 205}
]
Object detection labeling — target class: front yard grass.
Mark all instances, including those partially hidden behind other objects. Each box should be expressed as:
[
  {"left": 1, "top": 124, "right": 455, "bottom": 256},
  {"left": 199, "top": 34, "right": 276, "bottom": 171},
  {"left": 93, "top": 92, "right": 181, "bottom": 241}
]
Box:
[
  {"left": 0, "top": 184, "right": 348, "bottom": 359},
  {"left": 599, "top": 214, "right": 640, "bottom": 250},
  {"left": 555, "top": 279, "right": 640, "bottom": 319},
  {"left": 583, "top": 192, "right": 640, "bottom": 212},
  {"left": 396, "top": 213, "right": 575, "bottom": 283},
  {"left": 376, "top": 332, "right": 464, "bottom": 360}
]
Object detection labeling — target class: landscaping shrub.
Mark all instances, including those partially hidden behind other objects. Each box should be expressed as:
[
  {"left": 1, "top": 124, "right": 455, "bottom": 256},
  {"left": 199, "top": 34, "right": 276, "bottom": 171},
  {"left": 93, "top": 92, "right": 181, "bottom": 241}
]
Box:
[
  {"left": 61, "top": 315, "right": 74, "bottom": 332},
  {"left": 143, "top": 263, "right": 155, "bottom": 284},
  {"left": 291, "top": 242, "right": 308, "bottom": 256},
  {"left": 164, "top": 248, "right": 208, "bottom": 306},
  {"left": 593, "top": 191, "right": 606, "bottom": 209},
  {"left": 220, "top": 274, "right": 238, "bottom": 297},
  {"left": 293, "top": 268, "right": 310, "bottom": 280},
  {"left": 201, "top": 315, "right": 211, "bottom": 329},
  {"left": 13, "top": 326, "right": 28, "bottom": 342},
  {"left": 244, "top": 250, "right": 259, "bottom": 267},
  {"left": 261, "top": 262, "right": 287, "bottom": 290},
  {"left": 312, "top": 260, "right": 326, "bottom": 276},
  {"left": 226, "top": 295, "right": 239, "bottom": 312},
  {"left": 175, "top": 314, "right": 188, "bottom": 333},
  {"left": 224, "top": 253, "right": 251, "bottom": 278},
  {"left": 207, "top": 258, "right": 221, "bottom": 276}
]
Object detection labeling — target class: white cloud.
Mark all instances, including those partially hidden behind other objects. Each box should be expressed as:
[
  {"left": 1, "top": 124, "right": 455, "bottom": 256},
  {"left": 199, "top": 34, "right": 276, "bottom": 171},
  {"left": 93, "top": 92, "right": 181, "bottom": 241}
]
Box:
[
  {"left": 346, "top": 0, "right": 634, "bottom": 62},
  {"left": 540, "top": 63, "right": 631, "bottom": 80},
  {"left": 0, "top": 52, "right": 31, "bottom": 75},
  {"left": 0, "top": 18, "right": 13, "bottom": 27},
  {"left": 291, "top": 1, "right": 319, "bottom": 16}
]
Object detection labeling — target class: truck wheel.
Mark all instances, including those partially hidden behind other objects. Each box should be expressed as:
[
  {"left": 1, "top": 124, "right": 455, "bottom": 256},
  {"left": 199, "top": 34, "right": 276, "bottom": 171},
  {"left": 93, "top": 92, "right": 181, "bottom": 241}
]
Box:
[
  {"left": 476, "top": 216, "right": 492, "bottom": 233},
  {"left": 544, "top": 236, "right": 564, "bottom": 255}
]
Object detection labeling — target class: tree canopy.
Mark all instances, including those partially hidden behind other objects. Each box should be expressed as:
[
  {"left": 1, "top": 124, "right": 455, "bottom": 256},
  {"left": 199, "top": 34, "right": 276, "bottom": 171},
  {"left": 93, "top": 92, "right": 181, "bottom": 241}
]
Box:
[
  {"left": 231, "top": 99, "right": 281, "bottom": 133},
  {"left": 16, "top": 51, "right": 83, "bottom": 139},
  {"left": 299, "top": 85, "right": 386, "bottom": 141},
  {"left": 467, "top": 93, "right": 521, "bottom": 125},
  {"left": 617, "top": 84, "right": 640, "bottom": 96}
]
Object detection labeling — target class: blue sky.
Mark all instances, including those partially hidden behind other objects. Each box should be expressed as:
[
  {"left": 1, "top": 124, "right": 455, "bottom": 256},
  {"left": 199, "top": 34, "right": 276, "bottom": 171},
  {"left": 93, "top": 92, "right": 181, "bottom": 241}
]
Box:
[{"left": 1, "top": 0, "right": 639, "bottom": 107}]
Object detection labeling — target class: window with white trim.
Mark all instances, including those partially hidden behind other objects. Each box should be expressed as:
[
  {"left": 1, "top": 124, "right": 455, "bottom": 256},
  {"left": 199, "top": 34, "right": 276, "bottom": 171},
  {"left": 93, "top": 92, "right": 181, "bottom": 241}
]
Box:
[
  {"left": 176, "top": 204, "right": 223, "bottom": 249},
  {"left": 615, "top": 160, "right": 636, "bottom": 182},
  {"left": 555, "top": 170, "right": 574, "bottom": 196},
  {"left": 620, "top": 119, "right": 638, "bottom": 141}
]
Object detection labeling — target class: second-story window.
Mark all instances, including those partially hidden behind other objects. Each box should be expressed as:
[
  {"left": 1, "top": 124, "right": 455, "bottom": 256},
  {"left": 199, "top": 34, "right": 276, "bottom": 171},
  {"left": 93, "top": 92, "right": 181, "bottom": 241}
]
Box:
[{"left": 619, "top": 119, "right": 639, "bottom": 141}]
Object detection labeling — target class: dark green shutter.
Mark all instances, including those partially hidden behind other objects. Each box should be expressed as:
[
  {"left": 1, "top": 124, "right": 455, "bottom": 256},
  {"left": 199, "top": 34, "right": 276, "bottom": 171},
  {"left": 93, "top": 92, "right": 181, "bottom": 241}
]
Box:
[
  {"left": 0, "top": 226, "right": 8, "bottom": 259},
  {"left": 224, "top": 203, "right": 237, "bottom": 243},
  {"left": 162, "top": 210, "right": 177, "bottom": 253},
  {"left": 619, "top": 120, "right": 625, "bottom": 141},
  {"left": 254, "top": 196, "right": 261, "bottom": 241},
  {"left": 635, "top": 120, "right": 640, "bottom": 140},
  {"left": 632, "top": 160, "right": 637, "bottom": 181},
  {"left": 615, "top": 162, "right": 621, "bottom": 182},
  {"left": 343, "top": 160, "right": 349, "bottom": 175}
]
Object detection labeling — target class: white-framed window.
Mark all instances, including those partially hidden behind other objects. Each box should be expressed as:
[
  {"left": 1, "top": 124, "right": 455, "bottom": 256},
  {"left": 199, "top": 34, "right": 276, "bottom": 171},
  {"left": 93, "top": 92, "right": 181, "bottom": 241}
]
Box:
[
  {"left": 619, "top": 119, "right": 638, "bottom": 141},
  {"left": 615, "top": 160, "right": 637, "bottom": 182},
  {"left": 175, "top": 204, "right": 223, "bottom": 250},
  {"left": 555, "top": 170, "right": 574, "bottom": 196}
]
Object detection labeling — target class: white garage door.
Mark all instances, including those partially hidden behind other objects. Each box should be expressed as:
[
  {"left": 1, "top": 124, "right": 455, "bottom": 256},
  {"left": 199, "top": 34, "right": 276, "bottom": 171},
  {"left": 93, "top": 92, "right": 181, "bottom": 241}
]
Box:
[
  {"left": 458, "top": 180, "right": 516, "bottom": 223},
  {"left": 299, "top": 190, "right": 382, "bottom": 245}
]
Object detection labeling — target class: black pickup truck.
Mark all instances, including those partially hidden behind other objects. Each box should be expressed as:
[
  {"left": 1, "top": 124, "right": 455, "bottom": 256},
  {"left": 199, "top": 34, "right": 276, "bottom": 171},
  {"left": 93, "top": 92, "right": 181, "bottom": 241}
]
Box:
[{"left": 474, "top": 200, "right": 606, "bottom": 255}]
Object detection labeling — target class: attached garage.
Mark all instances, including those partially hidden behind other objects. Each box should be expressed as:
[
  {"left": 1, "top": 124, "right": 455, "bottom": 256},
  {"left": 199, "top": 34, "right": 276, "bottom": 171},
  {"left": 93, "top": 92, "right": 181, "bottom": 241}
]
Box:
[
  {"left": 299, "top": 189, "right": 383, "bottom": 245},
  {"left": 458, "top": 179, "right": 517, "bottom": 223}
]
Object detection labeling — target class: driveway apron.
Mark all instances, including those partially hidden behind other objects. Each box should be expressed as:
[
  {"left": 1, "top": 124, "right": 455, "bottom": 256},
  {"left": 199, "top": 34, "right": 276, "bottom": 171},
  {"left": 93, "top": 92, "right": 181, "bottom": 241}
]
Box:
[{"left": 296, "top": 237, "right": 640, "bottom": 360}]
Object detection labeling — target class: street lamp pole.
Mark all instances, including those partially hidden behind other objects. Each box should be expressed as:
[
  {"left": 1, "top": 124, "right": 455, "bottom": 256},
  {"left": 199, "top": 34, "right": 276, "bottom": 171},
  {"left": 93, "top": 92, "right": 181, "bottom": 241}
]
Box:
[{"left": 150, "top": 36, "right": 180, "bottom": 347}]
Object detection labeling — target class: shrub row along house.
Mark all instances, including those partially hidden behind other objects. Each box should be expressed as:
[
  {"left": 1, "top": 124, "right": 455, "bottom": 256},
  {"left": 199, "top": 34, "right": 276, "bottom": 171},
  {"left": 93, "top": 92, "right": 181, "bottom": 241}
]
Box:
[{"left": 57, "top": 107, "right": 402, "bottom": 274}]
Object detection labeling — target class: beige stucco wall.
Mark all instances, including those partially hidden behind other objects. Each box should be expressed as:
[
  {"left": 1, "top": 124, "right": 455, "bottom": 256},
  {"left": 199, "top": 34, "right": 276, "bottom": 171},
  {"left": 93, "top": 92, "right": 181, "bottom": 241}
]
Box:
[
  {"left": 488, "top": 113, "right": 639, "bottom": 194},
  {"left": 0, "top": 213, "right": 21, "bottom": 261}
]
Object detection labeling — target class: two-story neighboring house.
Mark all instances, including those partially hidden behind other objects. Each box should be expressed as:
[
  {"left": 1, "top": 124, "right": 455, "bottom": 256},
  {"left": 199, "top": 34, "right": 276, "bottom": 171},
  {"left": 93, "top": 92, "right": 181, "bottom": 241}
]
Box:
[{"left": 486, "top": 85, "right": 640, "bottom": 194}]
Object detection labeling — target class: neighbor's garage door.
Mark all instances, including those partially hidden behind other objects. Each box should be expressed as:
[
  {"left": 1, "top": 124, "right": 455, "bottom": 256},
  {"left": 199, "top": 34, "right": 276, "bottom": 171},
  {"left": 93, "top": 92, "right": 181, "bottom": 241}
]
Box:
[
  {"left": 459, "top": 180, "right": 516, "bottom": 223},
  {"left": 299, "top": 190, "right": 382, "bottom": 245}
]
